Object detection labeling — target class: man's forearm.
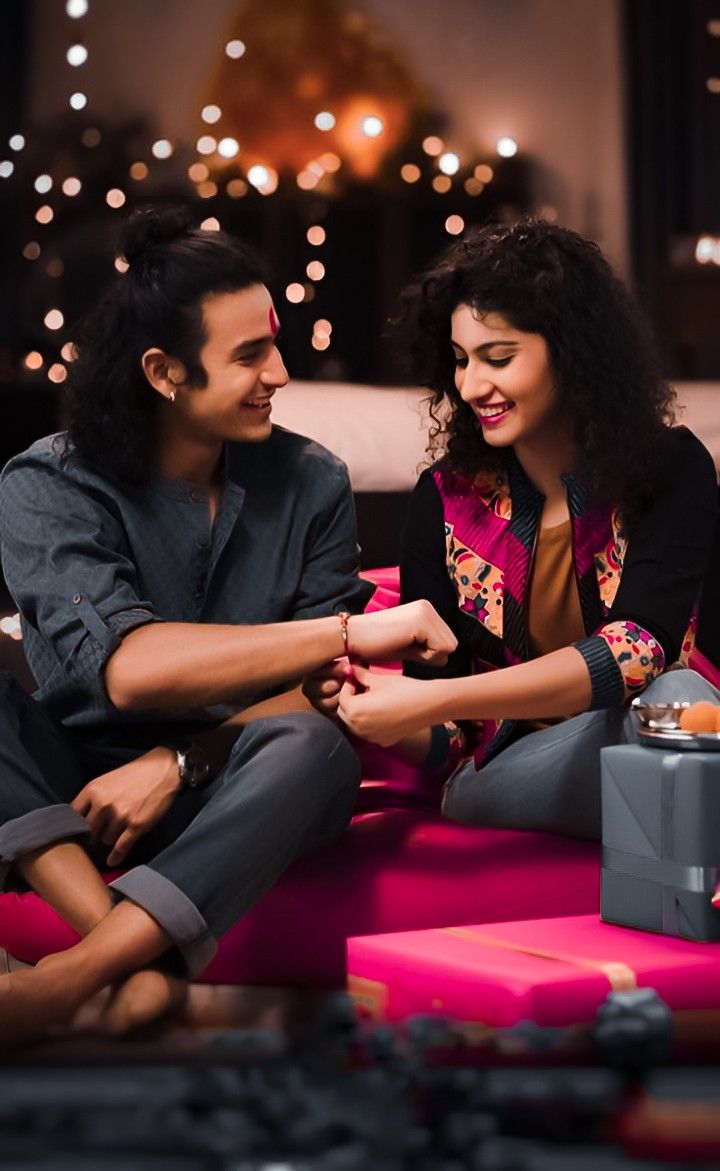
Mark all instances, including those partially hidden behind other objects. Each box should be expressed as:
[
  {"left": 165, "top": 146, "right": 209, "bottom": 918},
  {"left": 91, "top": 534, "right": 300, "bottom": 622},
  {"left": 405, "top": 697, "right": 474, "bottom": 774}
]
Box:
[{"left": 105, "top": 618, "right": 346, "bottom": 710}]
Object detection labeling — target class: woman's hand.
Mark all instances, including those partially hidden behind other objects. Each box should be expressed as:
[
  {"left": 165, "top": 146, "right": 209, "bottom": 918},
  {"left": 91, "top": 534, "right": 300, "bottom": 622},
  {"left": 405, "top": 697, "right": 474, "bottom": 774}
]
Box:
[
  {"left": 336, "top": 664, "right": 435, "bottom": 746},
  {"left": 345, "top": 600, "right": 456, "bottom": 665},
  {"left": 71, "top": 747, "right": 182, "bottom": 867}
]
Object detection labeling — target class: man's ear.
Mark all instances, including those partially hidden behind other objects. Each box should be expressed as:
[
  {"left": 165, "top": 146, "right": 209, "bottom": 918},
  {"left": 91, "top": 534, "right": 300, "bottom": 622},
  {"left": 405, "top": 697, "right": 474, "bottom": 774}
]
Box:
[{"left": 141, "top": 348, "right": 188, "bottom": 400}]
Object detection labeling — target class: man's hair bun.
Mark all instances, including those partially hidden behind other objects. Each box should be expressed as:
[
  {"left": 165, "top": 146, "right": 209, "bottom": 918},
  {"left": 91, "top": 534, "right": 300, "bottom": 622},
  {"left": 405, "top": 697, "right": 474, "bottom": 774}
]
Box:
[{"left": 119, "top": 205, "right": 194, "bottom": 266}]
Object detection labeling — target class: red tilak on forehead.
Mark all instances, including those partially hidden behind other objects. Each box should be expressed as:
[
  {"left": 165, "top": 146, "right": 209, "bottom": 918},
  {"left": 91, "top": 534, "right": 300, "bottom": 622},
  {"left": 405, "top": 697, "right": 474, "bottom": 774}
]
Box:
[{"left": 269, "top": 306, "right": 279, "bottom": 335}]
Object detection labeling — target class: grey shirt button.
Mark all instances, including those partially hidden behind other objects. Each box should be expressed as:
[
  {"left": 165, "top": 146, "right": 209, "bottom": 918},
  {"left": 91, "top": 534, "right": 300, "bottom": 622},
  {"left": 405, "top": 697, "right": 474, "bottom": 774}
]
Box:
[
  {"left": 190, "top": 489, "right": 203, "bottom": 503},
  {"left": 73, "top": 593, "right": 83, "bottom": 604}
]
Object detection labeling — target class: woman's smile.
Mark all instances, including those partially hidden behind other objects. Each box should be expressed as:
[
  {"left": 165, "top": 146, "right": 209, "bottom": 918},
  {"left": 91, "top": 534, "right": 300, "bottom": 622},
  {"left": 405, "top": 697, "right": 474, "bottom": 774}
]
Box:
[{"left": 474, "top": 399, "right": 516, "bottom": 427}]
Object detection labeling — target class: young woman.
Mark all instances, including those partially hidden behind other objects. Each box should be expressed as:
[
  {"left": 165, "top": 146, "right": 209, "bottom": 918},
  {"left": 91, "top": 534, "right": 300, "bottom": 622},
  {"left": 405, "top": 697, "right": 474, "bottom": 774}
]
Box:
[
  {"left": 309, "top": 219, "right": 719, "bottom": 840},
  {"left": 0, "top": 206, "right": 455, "bottom": 1048}
]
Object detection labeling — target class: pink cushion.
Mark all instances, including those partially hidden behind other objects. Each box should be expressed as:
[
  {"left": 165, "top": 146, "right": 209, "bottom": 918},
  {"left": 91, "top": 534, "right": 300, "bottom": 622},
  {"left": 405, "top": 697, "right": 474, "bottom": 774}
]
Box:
[
  {"left": 0, "top": 814, "right": 599, "bottom": 985},
  {"left": 361, "top": 566, "right": 401, "bottom": 612}
]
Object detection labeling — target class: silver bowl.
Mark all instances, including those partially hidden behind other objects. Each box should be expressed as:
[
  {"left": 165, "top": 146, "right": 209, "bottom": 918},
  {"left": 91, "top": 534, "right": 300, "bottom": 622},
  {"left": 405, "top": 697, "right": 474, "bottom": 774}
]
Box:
[
  {"left": 630, "top": 698, "right": 720, "bottom": 750},
  {"left": 630, "top": 699, "right": 693, "bottom": 731}
]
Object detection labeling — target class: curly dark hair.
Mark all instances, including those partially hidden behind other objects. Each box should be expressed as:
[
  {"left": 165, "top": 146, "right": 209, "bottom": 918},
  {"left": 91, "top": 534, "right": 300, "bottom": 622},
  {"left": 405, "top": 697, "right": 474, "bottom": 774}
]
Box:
[
  {"left": 393, "top": 218, "right": 675, "bottom": 527},
  {"left": 63, "top": 205, "right": 267, "bottom": 484}
]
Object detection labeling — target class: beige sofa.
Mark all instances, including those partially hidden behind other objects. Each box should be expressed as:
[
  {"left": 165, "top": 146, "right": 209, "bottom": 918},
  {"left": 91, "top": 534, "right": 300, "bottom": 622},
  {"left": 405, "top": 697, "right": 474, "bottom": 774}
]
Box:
[{"left": 272, "top": 382, "right": 720, "bottom": 494}]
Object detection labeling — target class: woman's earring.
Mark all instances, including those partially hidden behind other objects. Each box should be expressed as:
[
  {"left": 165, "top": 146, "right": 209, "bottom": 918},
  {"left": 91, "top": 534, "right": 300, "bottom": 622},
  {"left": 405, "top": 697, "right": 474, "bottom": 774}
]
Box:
[{"left": 169, "top": 388, "right": 176, "bottom": 404}]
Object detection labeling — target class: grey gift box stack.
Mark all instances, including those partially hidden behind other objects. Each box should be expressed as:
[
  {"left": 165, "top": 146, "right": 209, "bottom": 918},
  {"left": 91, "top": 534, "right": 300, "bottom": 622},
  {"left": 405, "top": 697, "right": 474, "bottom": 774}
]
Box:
[{"left": 601, "top": 744, "right": 720, "bottom": 941}]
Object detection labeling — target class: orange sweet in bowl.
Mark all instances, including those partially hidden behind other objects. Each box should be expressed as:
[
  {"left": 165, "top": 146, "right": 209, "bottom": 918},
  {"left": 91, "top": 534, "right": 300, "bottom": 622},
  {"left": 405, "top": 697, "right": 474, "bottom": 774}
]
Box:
[{"left": 678, "top": 701, "right": 720, "bottom": 733}]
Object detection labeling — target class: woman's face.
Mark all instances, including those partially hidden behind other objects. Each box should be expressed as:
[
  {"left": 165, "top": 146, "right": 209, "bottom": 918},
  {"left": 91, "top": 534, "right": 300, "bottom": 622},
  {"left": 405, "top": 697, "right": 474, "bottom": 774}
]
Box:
[{"left": 450, "top": 305, "right": 562, "bottom": 452}]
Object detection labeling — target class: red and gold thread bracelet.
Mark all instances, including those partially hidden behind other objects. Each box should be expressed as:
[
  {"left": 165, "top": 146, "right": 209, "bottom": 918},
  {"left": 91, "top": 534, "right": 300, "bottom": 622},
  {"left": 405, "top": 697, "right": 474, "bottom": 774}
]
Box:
[{"left": 337, "top": 610, "right": 351, "bottom": 655}]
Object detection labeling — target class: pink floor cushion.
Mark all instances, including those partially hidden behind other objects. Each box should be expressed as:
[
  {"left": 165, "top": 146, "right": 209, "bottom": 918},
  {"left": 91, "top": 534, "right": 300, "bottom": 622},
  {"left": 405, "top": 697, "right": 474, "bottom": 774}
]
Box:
[{"left": 0, "top": 814, "right": 599, "bottom": 986}]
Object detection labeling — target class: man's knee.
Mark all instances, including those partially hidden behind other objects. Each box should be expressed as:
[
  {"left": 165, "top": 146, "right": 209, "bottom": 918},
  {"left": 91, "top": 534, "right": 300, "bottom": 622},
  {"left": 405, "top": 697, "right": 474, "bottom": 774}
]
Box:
[
  {"left": 274, "top": 710, "right": 359, "bottom": 789},
  {"left": 232, "top": 711, "right": 361, "bottom": 802}
]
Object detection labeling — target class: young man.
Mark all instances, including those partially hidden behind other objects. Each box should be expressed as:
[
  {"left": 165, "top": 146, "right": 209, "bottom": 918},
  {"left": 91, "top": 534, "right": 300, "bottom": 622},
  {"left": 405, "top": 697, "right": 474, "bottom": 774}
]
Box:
[{"left": 0, "top": 207, "right": 455, "bottom": 1048}]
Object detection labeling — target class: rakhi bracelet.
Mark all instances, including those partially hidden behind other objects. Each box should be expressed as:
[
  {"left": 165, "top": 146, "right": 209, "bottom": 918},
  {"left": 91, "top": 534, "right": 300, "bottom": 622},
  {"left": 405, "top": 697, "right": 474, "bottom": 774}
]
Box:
[{"left": 337, "top": 610, "right": 351, "bottom": 655}]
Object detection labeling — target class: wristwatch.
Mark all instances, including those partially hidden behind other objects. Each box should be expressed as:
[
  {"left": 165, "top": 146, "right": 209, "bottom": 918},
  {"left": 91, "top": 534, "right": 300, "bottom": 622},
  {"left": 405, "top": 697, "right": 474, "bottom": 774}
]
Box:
[{"left": 173, "top": 741, "right": 212, "bottom": 790}]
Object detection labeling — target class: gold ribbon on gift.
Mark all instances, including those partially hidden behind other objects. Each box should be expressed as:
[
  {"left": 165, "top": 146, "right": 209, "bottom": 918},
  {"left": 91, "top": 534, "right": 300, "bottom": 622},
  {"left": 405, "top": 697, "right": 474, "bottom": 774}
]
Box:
[
  {"left": 347, "top": 973, "right": 389, "bottom": 1018},
  {"left": 442, "top": 927, "right": 638, "bottom": 992}
]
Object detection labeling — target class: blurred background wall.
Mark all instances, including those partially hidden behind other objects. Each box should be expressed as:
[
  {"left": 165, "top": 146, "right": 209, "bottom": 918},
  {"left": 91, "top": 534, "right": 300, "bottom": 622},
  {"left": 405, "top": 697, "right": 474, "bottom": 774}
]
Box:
[
  {"left": 1, "top": 0, "right": 718, "bottom": 468},
  {"left": 26, "top": 0, "right": 629, "bottom": 271}
]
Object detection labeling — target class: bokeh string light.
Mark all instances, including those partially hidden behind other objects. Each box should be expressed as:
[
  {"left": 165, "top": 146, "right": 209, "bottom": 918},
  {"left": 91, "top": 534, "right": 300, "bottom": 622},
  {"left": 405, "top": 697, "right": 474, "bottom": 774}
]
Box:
[
  {"left": 151, "top": 139, "right": 173, "bottom": 159},
  {"left": 217, "top": 137, "right": 240, "bottom": 159},
  {"left": 7, "top": 0, "right": 528, "bottom": 386},
  {"left": 695, "top": 235, "right": 720, "bottom": 265},
  {"left": 496, "top": 136, "right": 518, "bottom": 158},
  {"left": 285, "top": 283, "right": 305, "bottom": 304},
  {"left": 48, "top": 363, "right": 67, "bottom": 383},
  {"left": 225, "top": 39, "right": 246, "bottom": 58},
  {"left": 0, "top": 614, "right": 23, "bottom": 641},
  {"left": 44, "top": 309, "right": 64, "bottom": 331},
  {"left": 66, "top": 44, "right": 88, "bottom": 67}
]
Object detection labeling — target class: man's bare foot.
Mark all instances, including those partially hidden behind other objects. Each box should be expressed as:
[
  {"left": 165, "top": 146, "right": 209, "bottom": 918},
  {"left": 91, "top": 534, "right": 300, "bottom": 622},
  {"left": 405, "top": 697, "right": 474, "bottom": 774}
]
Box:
[
  {"left": 98, "top": 969, "right": 188, "bottom": 1036},
  {"left": 0, "top": 962, "right": 83, "bottom": 1051}
]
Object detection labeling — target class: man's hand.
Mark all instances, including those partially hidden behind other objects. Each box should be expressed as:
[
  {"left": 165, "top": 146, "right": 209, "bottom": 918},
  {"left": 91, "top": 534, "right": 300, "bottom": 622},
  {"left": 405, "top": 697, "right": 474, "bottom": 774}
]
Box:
[
  {"left": 336, "top": 664, "right": 435, "bottom": 746},
  {"left": 302, "top": 659, "right": 349, "bottom": 720},
  {"left": 345, "top": 600, "right": 456, "bottom": 665},
  {"left": 71, "top": 747, "right": 182, "bottom": 867}
]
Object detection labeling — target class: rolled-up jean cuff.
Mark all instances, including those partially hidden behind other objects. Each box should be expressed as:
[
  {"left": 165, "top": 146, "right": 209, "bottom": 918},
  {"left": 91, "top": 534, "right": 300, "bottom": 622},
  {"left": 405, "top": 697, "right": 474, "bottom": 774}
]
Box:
[
  {"left": 0, "top": 804, "right": 91, "bottom": 891},
  {"left": 110, "top": 865, "right": 217, "bottom": 979}
]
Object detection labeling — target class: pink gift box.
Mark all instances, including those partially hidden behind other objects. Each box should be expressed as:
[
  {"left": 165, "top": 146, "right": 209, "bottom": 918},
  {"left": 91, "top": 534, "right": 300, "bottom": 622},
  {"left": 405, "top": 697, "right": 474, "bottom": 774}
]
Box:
[{"left": 347, "top": 914, "right": 720, "bottom": 1026}]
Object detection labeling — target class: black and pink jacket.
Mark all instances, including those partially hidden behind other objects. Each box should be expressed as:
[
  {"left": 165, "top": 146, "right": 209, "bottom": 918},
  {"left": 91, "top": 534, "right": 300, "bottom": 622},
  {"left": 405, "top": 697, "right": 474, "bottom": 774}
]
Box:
[{"left": 401, "top": 426, "right": 718, "bottom": 768}]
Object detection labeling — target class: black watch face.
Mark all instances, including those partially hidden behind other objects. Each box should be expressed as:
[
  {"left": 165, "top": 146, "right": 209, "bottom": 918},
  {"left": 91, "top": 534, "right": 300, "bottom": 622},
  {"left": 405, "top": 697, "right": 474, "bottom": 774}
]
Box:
[{"left": 180, "top": 745, "right": 211, "bottom": 788}]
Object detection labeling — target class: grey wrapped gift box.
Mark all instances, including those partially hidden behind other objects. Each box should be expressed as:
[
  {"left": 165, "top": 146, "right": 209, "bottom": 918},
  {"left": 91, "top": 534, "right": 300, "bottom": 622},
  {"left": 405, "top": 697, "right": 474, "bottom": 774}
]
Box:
[{"left": 601, "top": 744, "right": 720, "bottom": 941}]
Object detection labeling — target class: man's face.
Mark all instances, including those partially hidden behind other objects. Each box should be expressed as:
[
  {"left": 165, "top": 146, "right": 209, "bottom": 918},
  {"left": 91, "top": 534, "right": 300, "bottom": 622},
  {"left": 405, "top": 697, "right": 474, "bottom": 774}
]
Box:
[{"left": 175, "top": 284, "right": 289, "bottom": 444}]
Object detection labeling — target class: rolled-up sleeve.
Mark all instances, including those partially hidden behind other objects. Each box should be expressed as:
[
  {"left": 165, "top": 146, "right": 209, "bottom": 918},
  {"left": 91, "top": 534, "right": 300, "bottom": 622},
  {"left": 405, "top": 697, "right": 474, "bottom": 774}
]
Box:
[{"left": 0, "top": 457, "right": 162, "bottom": 702}]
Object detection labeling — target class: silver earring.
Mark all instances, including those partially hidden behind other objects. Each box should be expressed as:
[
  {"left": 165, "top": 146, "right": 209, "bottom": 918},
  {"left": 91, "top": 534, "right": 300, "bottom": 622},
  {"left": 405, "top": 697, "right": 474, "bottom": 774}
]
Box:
[{"left": 169, "top": 388, "right": 176, "bottom": 403}]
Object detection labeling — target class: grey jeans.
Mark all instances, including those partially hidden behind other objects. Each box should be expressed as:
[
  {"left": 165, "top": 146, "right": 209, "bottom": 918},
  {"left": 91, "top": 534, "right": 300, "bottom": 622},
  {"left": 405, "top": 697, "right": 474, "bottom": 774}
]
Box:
[
  {"left": 0, "top": 671, "right": 360, "bottom": 976},
  {"left": 442, "top": 669, "right": 720, "bottom": 841}
]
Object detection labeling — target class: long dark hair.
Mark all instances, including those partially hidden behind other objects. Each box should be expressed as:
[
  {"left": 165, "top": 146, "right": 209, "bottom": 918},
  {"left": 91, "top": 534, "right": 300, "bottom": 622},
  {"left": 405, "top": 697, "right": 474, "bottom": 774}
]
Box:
[
  {"left": 393, "top": 218, "right": 675, "bottom": 526},
  {"left": 63, "top": 205, "right": 267, "bottom": 484}
]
